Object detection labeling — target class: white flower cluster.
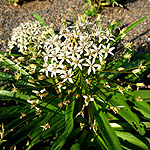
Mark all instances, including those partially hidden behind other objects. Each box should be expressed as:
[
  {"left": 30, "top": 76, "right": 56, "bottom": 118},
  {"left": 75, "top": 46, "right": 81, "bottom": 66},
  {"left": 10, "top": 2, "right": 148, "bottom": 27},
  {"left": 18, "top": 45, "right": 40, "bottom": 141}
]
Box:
[
  {"left": 8, "top": 15, "right": 116, "bottom": 85},
  {"left": 8, "top": 20, "right": 55, "bottom": 55}
]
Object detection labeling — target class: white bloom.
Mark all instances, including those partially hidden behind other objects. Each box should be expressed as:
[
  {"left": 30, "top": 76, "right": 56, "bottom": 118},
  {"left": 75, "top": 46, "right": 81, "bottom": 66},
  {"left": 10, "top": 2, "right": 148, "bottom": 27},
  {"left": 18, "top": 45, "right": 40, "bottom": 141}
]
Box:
[
  {"left": 49, "top": 50, "right": 59, "bottom": 63},
  {"left": 92, "top": 44, "right": 103, "bottom": 62},
  {"left": 60, "top": 69, "right": 74, "bottom": 83},
  {"left": 48, "top": 63, "right": 61, "bottom": 77},
  {"left": 136, "top": 83, "right": 145, "bottom": 87},
  {"left": 84, "top": 48, "right": 95, "bottom": 60},
  {"left": 103, "top": 29, "right": 115, "bottom": 43},
  {"left": 71, "top": 57, "right": 84, "bottom": 70},
  {"left": 68, "top": 45, "right": 81, "bottom": 59},
  {"left": 118, "top": 67, "right": 125, "bottom": 71},
  {"left": 40, "top": 63, "right": 49, "bottom": 77},
  {"left": 42, "top": 51, "right": 51, "bottom": 64},
  {"left": 101, "top": 43, "right": 115, "bottom": 58},
  {"left": 83, "top": 58, "right": 101, "bottom": 75},
  {"left": 57, "top": 51, "right": 72, "bottom": 65}
]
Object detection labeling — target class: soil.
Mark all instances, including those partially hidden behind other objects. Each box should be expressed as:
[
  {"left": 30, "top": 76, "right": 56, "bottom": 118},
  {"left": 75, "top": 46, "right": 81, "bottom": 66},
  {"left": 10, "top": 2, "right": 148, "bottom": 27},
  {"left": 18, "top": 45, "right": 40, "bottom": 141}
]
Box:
[{"left": 0, "top": 0, "right": 150, "bottom": 53}]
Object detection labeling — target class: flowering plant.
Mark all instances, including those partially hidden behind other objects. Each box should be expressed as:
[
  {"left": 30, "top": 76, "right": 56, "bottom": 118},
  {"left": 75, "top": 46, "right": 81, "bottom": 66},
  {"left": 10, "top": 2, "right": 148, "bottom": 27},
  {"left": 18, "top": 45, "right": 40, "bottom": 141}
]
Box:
[{"left": 0, "top": 14, "right": 150, "bottom": 149}]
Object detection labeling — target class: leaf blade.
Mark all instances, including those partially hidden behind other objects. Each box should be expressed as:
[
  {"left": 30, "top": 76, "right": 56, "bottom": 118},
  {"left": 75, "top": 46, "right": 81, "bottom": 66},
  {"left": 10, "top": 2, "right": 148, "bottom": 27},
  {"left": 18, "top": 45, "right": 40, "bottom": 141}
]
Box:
[{"left": 92, "top": 101, "right": 123, "bottom": 150}]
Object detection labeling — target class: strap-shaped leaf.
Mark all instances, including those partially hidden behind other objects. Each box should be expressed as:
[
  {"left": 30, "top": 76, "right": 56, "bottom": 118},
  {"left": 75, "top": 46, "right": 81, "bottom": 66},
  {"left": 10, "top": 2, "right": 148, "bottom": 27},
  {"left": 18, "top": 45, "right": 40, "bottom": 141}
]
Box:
[
  {"left": 0, "top": 105, "right": 25, "bottom": 118},
  {"left": 4, "top": 114, "right": 46, "bottom": 149},
  {"left": 92, "top": 101, "right": 123, "bottom": 150},
  {"left": 0, "top": 90, "right": 35, "bottom": 102},
  {"left": 92, "top": 132, "right": 109, "bottom": 150},
  {"left": 51, "top": 100, "right": 75, "bottom": 150},
  {"left": 0, "top": 54, "right": 29, "bottom": 76},
  {"left": 133, "top": 90, "right": 150, "bottom": 101},
  {"left": 111, "top": 15, "right": 149, "bottom": 46},
  {"left": 5, "top": 110, "right": 35, "bottom": 132},
  {"left": 32, "top": 13, "right": 46, "bottom": 27},
  {"left": 28, "top": 117, "right": 65, "bottom": 149},
  {"left": 78, "top": 129, "right": 88, "bottom": 146},
  {"left": 0, "top": 89, "right": 60, "bottom": 113},
  {"left": 110, "top": 93, "right": 145, "bottom": 135},
  {"left": 132, "top": 90, "right": 150, "bottom": 119},
  {"left": 0, "top": 71, "right": 36, "bottom": 88},
  {"left": 0, "top": 71, "right": 13, "bottom": 80},
  {"left": 116, "top": 131, "right": 150, "bottom": 150},
  {"left": 70, "top": 141, "right": 81, "bottom": 150},
  {"left": 0, "top": 90, "right": 31, "bottom": 102},
  {"left": 123, "top": 15, "right": 149, "bottom": 34}
]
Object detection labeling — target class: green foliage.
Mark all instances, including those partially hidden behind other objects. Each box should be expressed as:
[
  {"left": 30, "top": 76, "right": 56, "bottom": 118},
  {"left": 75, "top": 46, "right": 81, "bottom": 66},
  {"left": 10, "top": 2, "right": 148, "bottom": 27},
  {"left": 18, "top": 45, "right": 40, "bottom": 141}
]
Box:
[
  {"left": 32, "top": 12, "right": 47, "bottom": 27},
  {"left": 84, "top": 0, "right": 123, "bottom": 16},
  {"left": 0, "top": 14, "right": 150, "bottom": 150}
]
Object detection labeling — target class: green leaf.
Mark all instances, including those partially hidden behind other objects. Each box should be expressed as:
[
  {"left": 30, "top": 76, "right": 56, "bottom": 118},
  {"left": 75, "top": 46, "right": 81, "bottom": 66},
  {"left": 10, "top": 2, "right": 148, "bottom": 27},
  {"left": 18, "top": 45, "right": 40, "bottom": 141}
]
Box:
[
  {"left": 28, "top": 117, "right": 65, "bottom": 150},
  {"left": 0, "top": 55, "right": 30, "bottom": 77},
  {"left": 92, "top": 101, "right": 123, "bottom": 150},
  {"left": 107, "top": 56, "right": 143, "bottom": 80},
  {"left": 0, "top": 71, "right": 13, "bottom": 80},
  {"left": 116, "top": 131, "right": 150, "bottom": 150},
  {"left": 79, "top": 129, "right": 88, "bottom": 146},
  {"left": 132, "top": 53, "right": 150, "bottom": 62},
  {"left": 0, "top": 105, "right": 25, "bottom": 118},
  {"left": 5, "top": 110, "right": 35, "bottom": 132},
  {"left": 0, "top": 71, "right": 36, "bottom": 88},
  {"left": 133, "top": 90, "right": 150, "bottom": 101},
  {"left": 70, "top": 141, "right": 81, "bottom": 150},
  {"left": 71, "top": 7, "right": 76, "bottom": 24},
  {"left": 51, "top": 100, "right": 75, "bottom": 150},
  {"left": 92, "top": 132, "right": 109, "bottom": 150},
  {"left": 143, "top": 122, "right": 150, "bottom": 129},
  {"left": 66, "top": 127, "right": 81, "bottom": 143},
  {"left": 4, "top": 114, "right": 46, "bottom": 149},
  {"left": 108, "top": 20, "right": 121, "bottom": 32},
  {"left": 132, "top": 91, "right": 150, "bottom": 119},
  {"left": 32, "top": 13, "right": 46, "bottom": 27},
  {"left": 110, "top": 122, "right": 133, "bottom": 131},
  {"left": 110, "top": 93, "right": 145, "bottom": 135},
  {"left": 123, "top": 15, "right": 149, "bottom": 34},
  {"left": 111, "top": 15, "right": 149, "bottom": 45},
  {"left": 0, "top": 90, "right": 60, "bottom": 113},
  {"left": 0, "top": 90, "right": 35, "bottom": 103}
]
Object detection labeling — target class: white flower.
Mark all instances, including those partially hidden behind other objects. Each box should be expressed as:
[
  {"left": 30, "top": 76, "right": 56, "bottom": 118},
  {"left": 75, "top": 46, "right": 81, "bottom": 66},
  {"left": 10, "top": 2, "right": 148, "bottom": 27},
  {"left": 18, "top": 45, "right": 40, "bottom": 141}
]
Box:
[
  {"left": 71, "top": 57, "right": 84, "bottom": 70},
  {"left": 40, "top": 63, "right": 49, "bottom": 77},
  {"left": 124, "top": 53, "right": 131, "bottom": 59},
  {"left": 57, "top": 51, "right": 72, "bottom": 65},
  {"left": 83, "top": 58, "right": 101, "bottom": 75},
  {"left": 103, "top": 29, "right": 115, "bottom": 43},
  {"left": 118, "top": 67, "right": 125, "bottom": 71},
  {"left": 42, "top": 51, "right": 51, "bottom": 64},
  {"left": 60, "top": 69, "right": 74, "bottom": 83},
  {"left": 49, "top": 50, "right": 59, "bottom": 63},
  {"left": 68, "top": 45, "right": 81, "bottom": 59},
  {"left": 44, "top": 38, "right": 54, "bottom": 51},
  {"left": 101, "top": 43, "right": 115, "bottom": 58},
  {"left": 48, "top": 63, "right": 61, "bottom": 77},
  {"left": 40, "top": 123, "right": 50, "bottom": 131},
  {"left": 92, "top": 44, "right": 103, "bottom": 62},
  {"left": 136, "top": 83, "right": 145, "bottom": 91}
]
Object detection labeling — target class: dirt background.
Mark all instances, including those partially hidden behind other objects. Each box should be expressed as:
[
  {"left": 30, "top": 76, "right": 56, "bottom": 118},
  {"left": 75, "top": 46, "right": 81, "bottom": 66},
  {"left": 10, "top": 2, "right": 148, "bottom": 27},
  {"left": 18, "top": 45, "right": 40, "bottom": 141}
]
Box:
[{"left": 0, "top": 0, "right": 150, "bottom": 53}]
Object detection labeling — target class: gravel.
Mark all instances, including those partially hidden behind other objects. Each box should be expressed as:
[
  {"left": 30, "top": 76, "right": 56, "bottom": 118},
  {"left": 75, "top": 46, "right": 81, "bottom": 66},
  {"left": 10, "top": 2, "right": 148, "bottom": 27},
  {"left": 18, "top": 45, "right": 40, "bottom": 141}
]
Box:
[{"left": 0, "top": 0, "right": 150, "bottom": 53}]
